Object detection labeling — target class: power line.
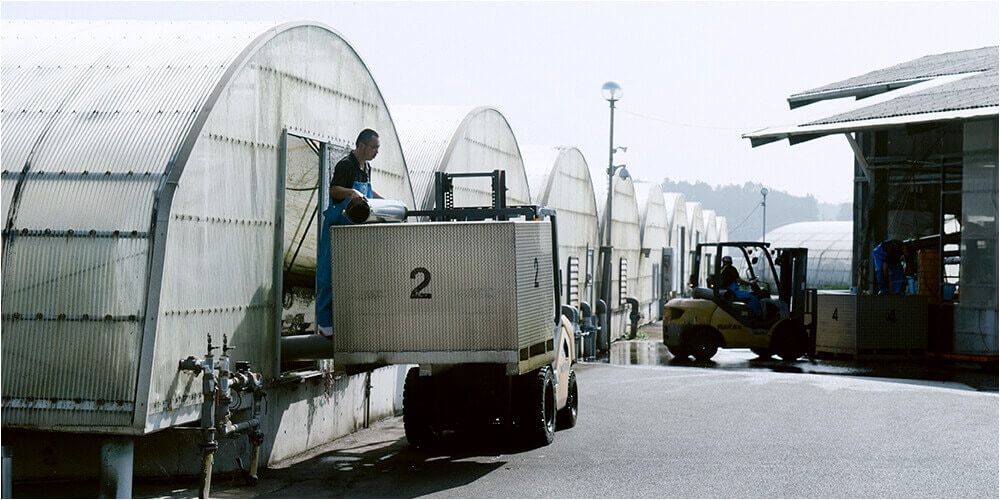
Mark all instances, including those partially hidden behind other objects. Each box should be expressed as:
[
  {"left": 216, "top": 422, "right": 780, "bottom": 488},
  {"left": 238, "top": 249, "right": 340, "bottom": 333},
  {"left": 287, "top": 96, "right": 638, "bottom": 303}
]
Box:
[
  {"left": 728, "top": 202, "right": 762, "bottom": 233},
  {"left": 618, "top": 107, "right": 748, "bottom": 132}
]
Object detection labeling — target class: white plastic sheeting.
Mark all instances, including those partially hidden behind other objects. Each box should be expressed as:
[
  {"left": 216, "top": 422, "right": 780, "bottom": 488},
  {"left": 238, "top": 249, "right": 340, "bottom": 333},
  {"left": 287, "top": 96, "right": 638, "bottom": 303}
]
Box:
[
  {"left": 596, "top": 175, "right": 641, "bottom": 337},
  {"left": 716, "top": 215, "right": 729, "bottom": 243},
  {"left": 765, "top": 221, "right": 852, "bottom": 289},
  {"left": 703, "top": 209, "right": 719, "bottom": 244},
  {"left": 393, "top": 105, "right": 530, "bottom": 210},
  {"left": 1, "top": 20, "right": 411, "bottom": 433},
  {"left": 634, "top": 182, "right": 668, "bottom": 320},
  {"left": 662, "top": 192, "right": 688, "bottom": 294},
  {"left": 686, "top": 202, "right": 706, "bottom": 287}
]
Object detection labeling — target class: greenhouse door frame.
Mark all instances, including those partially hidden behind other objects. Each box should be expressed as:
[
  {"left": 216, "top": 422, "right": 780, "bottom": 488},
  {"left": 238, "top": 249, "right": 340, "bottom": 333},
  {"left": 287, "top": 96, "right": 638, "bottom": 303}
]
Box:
[{"left": 274, "top": 129, "right": 350, "bottom": 378}]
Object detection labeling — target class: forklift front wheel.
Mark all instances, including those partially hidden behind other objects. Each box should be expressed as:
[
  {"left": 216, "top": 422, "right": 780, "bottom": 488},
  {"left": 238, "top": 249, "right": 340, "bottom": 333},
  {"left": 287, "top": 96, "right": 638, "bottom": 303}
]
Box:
[{"left": 690, "top": 329, "right": 719, "bottom": 362}]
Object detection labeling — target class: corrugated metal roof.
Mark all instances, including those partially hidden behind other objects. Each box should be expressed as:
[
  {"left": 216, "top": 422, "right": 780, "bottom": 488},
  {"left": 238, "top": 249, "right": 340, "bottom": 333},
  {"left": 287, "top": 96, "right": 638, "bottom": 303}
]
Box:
[
  {"left": 789, "top": 46, "right": 998, "bottom": 108},
  {"left": 744, "top": 46, "right": 999, "bottom": 147}
]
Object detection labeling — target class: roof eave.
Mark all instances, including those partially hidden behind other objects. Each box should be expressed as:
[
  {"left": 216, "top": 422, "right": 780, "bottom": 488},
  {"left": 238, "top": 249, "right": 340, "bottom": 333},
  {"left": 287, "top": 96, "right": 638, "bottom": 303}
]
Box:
[
  {"left": 787, "top": 78, "right": 933, "bottom": 109},
  {"left": 743, "top": 106, "right": 1000, "bottom": 147}
]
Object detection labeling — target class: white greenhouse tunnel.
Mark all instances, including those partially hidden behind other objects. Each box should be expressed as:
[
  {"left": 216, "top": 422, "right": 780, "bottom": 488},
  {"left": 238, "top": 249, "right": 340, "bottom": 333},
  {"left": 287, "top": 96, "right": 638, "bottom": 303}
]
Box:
[
  {"left": 663, "top": 192, "right": 689, "bottom": 294},
  {"left": 634, "top": 181, "right": 670, "bottom": 321},
  {"left": 595, "top": 173, "right": 642, "bottom": 341},
  {"left": 2, "top": 19, "right": 414, "bottom": 475},
  {"left": 716, "top": 215, "right": 729, "bottom": 243},
  {"left": 703, "top": 209, "right": 719, "bottom": 245},
  {"left": 686, "top": 201, "right": 705, "bottom": 287},
  {"left": 392, "top": 105, "right": 530, "bottom": 210},
  {"left": 765, "top": 221, "right": 853, "bottom": 289},
  {"left": 522, "top": 145, "right": 600, "bottom": 309}
]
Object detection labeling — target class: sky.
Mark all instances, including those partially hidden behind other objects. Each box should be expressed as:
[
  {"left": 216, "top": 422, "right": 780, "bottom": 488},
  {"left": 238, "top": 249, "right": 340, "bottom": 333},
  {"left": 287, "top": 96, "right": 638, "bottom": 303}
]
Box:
[{"left": 3, "top": 1, "right": 998, "bottom": 204}]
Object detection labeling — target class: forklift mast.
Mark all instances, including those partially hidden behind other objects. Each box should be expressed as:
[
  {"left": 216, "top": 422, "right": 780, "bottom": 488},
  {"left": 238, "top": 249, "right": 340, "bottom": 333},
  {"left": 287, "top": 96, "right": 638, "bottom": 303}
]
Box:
[{"left": 776, "top": 247, "right": 808, "bottom": 317}]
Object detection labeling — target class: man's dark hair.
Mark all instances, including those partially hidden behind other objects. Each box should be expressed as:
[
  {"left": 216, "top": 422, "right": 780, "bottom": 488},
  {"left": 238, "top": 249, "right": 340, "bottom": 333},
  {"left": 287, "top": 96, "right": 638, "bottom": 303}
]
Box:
[{"left": 356, "top": 128, "right": 379, "bottom": 146}]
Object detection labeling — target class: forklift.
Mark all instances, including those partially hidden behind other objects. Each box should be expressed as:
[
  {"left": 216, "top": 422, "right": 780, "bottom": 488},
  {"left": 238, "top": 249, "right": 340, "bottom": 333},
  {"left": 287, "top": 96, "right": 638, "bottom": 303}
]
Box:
[{"left": 662, "top": 242, "right": 813, "bottom": 362}]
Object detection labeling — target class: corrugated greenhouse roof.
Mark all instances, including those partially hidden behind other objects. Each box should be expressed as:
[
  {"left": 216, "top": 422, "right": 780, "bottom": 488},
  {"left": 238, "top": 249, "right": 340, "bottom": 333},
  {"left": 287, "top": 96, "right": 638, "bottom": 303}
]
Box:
[{"left": 744, "top": 46, "right": 999, "bottom": 147}]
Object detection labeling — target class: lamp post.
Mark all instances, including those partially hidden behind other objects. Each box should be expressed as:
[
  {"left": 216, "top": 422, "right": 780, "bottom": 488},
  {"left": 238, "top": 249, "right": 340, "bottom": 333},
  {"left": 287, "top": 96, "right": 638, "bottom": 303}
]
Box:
[
  {"left": 760, "top": 187, "right": 769, "bottom": 242},
  {"left": 600, "top": 81, "right": 623, "bottom": 355}
]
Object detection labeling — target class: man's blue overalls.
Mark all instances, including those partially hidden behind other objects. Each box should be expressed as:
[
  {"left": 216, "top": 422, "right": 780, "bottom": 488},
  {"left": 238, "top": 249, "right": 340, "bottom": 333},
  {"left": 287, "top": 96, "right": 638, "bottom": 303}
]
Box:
[
  {"left": 315, "top": 180, "right": 371, "bottom": 336},
  {"left": 872, "top": 239, "right": 905, "bottom": 295},
  {"left": 722, "top": 264, "right": 761, "bottom": 318}
]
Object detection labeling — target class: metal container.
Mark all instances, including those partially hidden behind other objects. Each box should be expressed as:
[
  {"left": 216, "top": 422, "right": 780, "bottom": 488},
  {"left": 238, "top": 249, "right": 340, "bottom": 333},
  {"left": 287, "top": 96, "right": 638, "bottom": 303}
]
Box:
[
  {"left": 816, "top": 292, "right": 928, "bottom": 357},
  {"left": 815, "top": 292, "right": 858, "bottom": 355},
  {"left": 330, "top": 220, "right": 555, "bottom": 374}
]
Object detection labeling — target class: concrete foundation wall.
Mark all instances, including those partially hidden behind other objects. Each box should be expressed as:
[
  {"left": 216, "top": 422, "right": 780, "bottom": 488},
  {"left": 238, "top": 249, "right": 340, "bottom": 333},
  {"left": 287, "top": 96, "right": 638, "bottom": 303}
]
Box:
[{"left": 3, "top": 365, "right": 408, "bottom": 485}]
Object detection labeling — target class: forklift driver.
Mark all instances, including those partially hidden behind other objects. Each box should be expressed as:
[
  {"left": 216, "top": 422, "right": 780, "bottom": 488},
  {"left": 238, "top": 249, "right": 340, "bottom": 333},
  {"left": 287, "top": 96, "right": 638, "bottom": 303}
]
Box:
[{"left": 720, "top": 255, "right": 762, "bottom": 318}]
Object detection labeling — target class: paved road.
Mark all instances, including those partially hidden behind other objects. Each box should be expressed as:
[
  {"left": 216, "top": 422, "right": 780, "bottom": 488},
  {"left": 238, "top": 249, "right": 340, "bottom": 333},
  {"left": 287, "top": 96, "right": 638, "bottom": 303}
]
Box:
[{"left": 125, "top": 358, "right": 998, "bottom": 499}]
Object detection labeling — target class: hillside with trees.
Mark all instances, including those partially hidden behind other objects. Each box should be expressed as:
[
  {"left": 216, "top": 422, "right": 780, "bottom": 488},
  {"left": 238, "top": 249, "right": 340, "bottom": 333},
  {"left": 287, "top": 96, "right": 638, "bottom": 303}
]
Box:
[{"left": 660, "top": 178, "right": 850, "bottom": 242}]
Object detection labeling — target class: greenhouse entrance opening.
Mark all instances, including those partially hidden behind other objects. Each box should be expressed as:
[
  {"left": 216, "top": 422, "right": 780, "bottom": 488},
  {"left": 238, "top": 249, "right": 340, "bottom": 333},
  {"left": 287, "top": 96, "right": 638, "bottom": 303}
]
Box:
[{"left": 277, "top": 132, "right": 349, "bottom": 340}]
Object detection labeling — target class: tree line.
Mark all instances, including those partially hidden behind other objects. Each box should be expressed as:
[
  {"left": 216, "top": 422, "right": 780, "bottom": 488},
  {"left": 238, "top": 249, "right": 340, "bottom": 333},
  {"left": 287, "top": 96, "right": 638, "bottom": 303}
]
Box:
[{"left": 660, "top": 178, "right": 851, "bottom": 242}]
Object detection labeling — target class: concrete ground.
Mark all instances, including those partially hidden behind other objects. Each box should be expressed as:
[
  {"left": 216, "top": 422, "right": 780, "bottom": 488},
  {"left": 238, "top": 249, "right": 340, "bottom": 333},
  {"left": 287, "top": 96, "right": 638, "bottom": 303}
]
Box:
[{"left": 9, "top": 321, "right": 997, "bottom": 498}]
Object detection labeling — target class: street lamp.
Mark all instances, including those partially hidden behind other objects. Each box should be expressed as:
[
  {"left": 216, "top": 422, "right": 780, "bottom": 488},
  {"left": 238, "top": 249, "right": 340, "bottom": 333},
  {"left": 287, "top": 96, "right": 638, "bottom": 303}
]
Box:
[
  {"left": 600, "top": 81, "right": 623, "bottom": 355},
  {"left": 760, "top": 187, "right": 769, "bottom": 242}
]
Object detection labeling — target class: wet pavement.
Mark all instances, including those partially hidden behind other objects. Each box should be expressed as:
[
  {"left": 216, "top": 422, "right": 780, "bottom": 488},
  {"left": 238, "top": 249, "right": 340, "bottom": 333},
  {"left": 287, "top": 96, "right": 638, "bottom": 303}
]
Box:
[{"left": 603, "top": 321, "right": 998, "bottom": 392}]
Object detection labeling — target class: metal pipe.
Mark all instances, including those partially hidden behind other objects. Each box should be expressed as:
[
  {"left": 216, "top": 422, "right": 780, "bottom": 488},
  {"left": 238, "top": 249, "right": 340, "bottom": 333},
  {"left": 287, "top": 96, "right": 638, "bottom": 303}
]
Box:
[
  {"left": 199, "top": 450, "right": 214, "bottom": 499},
  {"left": 280, "top": 333, "right": 333, "bottom": 361},
  {"left": 603, "top": 101, "right": 617, "bottom": 356},
  {"left": 2, "top": 445, "right": 12, "bottom": 499},
  {"left": 181, "top": 333, "right": 268, "bottom": 496},
  {"left": 98, "top": 437, "right": 134, "bottom": 499}
]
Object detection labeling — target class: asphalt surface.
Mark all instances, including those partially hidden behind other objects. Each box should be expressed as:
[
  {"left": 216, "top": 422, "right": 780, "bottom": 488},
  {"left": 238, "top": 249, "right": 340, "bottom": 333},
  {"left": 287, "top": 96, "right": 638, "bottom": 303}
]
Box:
[
  {"left": 608, "top": 322, "right": 999, "bottom": 393},
  {"left": 12, "top": 321, "right": 999, "bottom": 498}
]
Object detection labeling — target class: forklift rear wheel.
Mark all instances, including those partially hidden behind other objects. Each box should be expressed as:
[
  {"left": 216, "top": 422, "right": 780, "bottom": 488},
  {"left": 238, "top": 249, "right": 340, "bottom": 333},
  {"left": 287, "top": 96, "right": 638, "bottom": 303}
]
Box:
[{"left": 403, "top": 367, "right": 433, "bottom": 447}]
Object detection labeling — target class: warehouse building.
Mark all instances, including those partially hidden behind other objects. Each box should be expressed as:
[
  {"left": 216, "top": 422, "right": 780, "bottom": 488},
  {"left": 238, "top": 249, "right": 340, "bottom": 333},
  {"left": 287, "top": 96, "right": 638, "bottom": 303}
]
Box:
[{"left": 745, "top": 46, "right": 998, "bottom": 359}]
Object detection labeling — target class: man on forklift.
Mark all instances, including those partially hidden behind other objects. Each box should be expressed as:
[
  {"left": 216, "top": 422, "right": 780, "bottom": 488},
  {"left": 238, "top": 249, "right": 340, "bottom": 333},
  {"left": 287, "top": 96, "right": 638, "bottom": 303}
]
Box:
[{"left": 719, "top": 255, "right": 762, "bottom": 318}]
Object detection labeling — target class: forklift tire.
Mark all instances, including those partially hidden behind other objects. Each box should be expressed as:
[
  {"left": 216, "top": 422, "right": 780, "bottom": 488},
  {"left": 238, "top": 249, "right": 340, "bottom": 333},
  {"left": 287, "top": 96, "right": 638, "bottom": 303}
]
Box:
[
  {"left": 556, "top": 371, "right": 578, "bottom": 430},
  {"left": 691, "top": 330, "right": 719, "bottom": 362},
  {"left": 520, "top": 365, "right": 556, "bottom": 446},
  {"left": 403, "top": 367, "right": 433, "bottom": 447},
  {"left": 667, "top": 346, "right": 691, "bottom": 360},
  {"left": 751, "top": 348, "right": 773, "bottom": 359},
  {"left": 772, "top": 322, "right": 807, "bottom": 361}
]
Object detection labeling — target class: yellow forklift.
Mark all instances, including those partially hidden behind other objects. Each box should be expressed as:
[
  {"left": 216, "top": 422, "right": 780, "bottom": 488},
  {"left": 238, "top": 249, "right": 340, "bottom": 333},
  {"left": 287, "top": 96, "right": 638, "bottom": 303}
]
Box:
[{"left": 663, "top": 242, "right": 813, "bottom": 362}]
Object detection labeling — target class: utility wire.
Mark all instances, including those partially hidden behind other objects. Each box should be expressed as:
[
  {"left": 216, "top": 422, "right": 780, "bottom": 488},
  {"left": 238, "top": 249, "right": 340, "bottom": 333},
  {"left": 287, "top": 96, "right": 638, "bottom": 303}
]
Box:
[
  {"left": 618, "top": 107, "right": 749, "bottom": 132},
  {"left": 728, "top": 202, "right": 763, "bottom": 233}
]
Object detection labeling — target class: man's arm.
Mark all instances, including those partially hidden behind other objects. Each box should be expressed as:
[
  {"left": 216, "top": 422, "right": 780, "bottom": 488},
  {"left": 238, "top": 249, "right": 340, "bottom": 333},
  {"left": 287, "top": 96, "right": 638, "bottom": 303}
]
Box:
[{"left": 330, "top": 184, "right": 365, "bottom": 203}]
